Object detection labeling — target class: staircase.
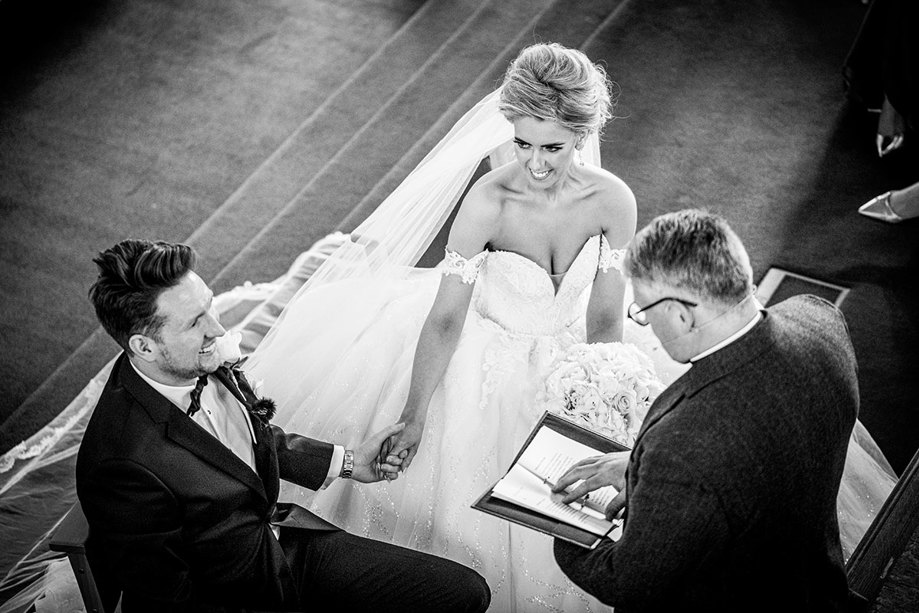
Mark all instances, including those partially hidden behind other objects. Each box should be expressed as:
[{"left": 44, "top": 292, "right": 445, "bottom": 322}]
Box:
[{"left": 0, "top": 0, "right": 632, "bottom": 463}]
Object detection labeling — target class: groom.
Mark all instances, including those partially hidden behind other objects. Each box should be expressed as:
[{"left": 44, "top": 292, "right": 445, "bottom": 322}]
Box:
[
  {"left": 76, "top": 238, "right": 490, "bottom": 613},
  {"left": 552, "top": 210, "right": 856, "bottom": 612}
]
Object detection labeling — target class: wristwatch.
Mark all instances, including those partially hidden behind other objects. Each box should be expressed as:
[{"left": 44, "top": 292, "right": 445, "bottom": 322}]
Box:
[{"left": 340, "top": 449, "right": 354, "bottom": 479}]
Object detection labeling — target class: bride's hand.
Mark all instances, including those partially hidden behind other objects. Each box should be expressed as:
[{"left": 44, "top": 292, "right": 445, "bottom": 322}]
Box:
[{"left": 384, "top": 417, "right": 425, "bottom": 472}]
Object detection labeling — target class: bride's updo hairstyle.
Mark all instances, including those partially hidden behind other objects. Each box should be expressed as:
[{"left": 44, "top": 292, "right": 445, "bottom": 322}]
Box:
[{"left": 499, "top": 43, "right": 615, "bottom": 137}]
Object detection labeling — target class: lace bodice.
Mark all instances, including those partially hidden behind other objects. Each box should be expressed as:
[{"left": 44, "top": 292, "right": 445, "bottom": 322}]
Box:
[{"left": 467, "top": 234, "right": 622, "bottom": 336}]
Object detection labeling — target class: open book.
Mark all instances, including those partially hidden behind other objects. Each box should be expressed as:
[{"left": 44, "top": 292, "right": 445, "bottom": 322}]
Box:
[{"left": 473, "top": 411, "right": 630, "bottom": 549}]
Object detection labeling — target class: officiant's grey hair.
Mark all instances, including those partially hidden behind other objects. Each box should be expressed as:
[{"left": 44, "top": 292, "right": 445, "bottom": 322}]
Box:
[
  {"left": 625, "top": 209, "right": 753, "bottom": 306},
  {"left": 89, "top": 239, "right": 197, "bottom": 354}
]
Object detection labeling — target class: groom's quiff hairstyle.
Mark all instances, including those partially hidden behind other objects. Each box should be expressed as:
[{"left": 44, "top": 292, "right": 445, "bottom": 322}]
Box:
[
  {"left": 89, "top": 239, "right": 197, "bottom": 355},
  {"left": 625, "top": 209, "right": 753, "bottom": 306}
]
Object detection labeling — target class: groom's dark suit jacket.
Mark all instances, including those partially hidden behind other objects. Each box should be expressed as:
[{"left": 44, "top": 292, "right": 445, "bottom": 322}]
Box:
[
  {"left": 76, "top": 353, "right": 338, "bottom": 612},
  {"left": 556, "top": 295, "right": 857, "bottom": 612}
]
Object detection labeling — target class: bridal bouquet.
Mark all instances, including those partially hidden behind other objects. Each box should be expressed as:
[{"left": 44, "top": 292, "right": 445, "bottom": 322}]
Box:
[{"left": 541, "top": 342, "right": 664, "bottom": 447}]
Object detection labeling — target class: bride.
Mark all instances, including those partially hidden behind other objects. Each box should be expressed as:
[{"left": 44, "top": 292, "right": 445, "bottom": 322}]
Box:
[
  {"left": 248, "top": 42, "right": 636, "bottom": 611},
  {"left": 245, "top": 42, "right": 892, "bottom": 611},
  {"left": 0, "top": 43, "right": 653, "bottom": 613}
]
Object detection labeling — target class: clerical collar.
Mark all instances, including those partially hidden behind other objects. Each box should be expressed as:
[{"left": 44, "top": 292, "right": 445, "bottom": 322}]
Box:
[{"left": 689, "top": 309, "right": 764, "bottom": 363}]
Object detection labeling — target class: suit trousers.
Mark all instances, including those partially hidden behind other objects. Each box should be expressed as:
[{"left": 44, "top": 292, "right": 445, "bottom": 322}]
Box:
[{"left": 280, "top": 527, "right": 490, "bottom": 613}]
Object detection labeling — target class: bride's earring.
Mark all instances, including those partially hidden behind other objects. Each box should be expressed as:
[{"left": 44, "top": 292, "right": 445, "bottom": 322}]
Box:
[{"left": 575, "top": 135, "right": 587, "bottom": 166}]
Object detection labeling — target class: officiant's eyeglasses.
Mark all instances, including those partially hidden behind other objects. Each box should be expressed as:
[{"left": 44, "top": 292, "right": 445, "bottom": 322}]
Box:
[{"left": 627, "top": 297, "right": 698, "bottom": 326}]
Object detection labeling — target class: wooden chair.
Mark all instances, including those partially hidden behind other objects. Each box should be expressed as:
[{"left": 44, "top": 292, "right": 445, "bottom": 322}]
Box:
[
  {"left": 846, "top": 449, "right": 919, "bottom": 611},
  {"left": 48, "top": 502, "right": 120, "bottom": 613}
]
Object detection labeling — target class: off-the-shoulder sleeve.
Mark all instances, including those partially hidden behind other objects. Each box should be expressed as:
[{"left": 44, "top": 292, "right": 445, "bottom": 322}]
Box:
[
  {"left": 442, "top": 248, "right": 488, "bottom": 284},
  {"left": 599, "top": 235, "right": 626, "bottom": 274}
]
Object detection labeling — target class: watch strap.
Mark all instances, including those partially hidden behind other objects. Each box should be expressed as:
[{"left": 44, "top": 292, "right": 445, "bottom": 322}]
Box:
[{"left": 340, "top": 449, "right": 354, "bottom": 479}]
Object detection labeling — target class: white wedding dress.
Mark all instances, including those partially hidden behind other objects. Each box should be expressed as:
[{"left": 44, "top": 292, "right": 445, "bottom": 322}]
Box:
[{"left": 248, "top": 233, "right": 679, "bottom": 613}]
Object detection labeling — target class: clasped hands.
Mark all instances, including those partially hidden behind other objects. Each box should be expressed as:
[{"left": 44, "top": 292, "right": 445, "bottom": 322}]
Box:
[
  {"left": 350, "top": 422, "right": 408, "bottom": 483},
  {"left": 551, "top": 451, "right": 631, "bottom": 520},
  {"left": 370, "top": 416, "right": 425, "bottom": 481},
  {"left": 347, "top": 410, "right": 425, "bottom": 484}
]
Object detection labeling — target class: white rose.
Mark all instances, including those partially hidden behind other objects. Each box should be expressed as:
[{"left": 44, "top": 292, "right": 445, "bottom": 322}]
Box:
[
  {"left": 567, "top": 365, "right": 591, "bottom": 384},
  {"left": 215, "top": 330, "right": 243, "bottom": 364},
  {"left": 596, "top": 372, "right": 622, "bottom": 400},
  {"left": 580, "top": 386, "right": 603, "bottom": 414},
  {"left": 612, "top": 390, "right": 637, "bottom": 416}
]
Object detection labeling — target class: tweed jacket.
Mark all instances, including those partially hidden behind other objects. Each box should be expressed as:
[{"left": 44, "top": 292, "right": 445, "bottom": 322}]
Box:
[
  {"left": 76, "top": 352, "right": 338, "bottom": 612},
  {"left": 555, "top": 295, "right": 857, "bottom": 612}
]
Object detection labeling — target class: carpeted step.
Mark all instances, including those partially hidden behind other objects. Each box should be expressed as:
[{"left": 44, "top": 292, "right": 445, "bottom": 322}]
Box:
[
  {"left": 184, "top": 0, "right": 496, "bottom": 286},
  {"left": 0, "top": 0, "right": 433, "bottom": 450},
  {"left": 213, "top": 0, "right": 630, "bottom": 288}
]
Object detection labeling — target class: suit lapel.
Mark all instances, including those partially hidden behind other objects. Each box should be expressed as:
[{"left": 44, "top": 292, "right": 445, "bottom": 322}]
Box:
[
  {"left": 625, "top": 313, "right": 774, "bottom": 523},
  {"left": 166, "top": 410, "right": 268, "bottom": 500},
  {"left": 251, "top": 416, "right": 280, "bottom": 504},
  {"left": 213, "top": 366, "right": 252, "bottom": 409},
  {"left": 633, "top": 381, "right": 685, "bottom": 447},
  {"left": 633, "top": 310, "right": 773, "bottom": 448},
  {"left": 213, "top": 366, "right": 278, "bottom": 495},
  {"left": 118, "top": 358, "right": 268, "bottom": 500}
]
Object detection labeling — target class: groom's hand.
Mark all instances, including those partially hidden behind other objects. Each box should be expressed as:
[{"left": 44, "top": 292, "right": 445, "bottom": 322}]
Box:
[
  {"left": 385, "top": 419, "right": 425, "bottom": 472},
  {"left": 552, "top": 451, "right": 630, "bottom": 519},
  {"left": 351, "top": 423, "right": 406, "bottom": 483}
]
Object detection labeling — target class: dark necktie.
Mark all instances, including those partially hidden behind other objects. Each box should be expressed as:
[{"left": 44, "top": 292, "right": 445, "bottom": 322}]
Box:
[{"left": 187, "top": 375, "right": 209, "bottom": 417}]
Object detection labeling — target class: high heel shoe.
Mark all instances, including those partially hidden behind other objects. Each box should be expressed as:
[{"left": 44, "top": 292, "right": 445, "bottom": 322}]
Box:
[{"left": 858, "top": 191, "right": 903, "bottom": 224}]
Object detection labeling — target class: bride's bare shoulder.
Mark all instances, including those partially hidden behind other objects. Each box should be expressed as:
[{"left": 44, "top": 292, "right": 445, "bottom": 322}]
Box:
[
  {"left": 458, "top": 162, "right": 519, "bottom": 219},
  {"left": 474, "top": 161, "right": 521, "bottom": 193},
  {"left": 581, "top": 167, "right": 636, "bottom": 244},
  {"left": 584, "top": 165, "right": 635, "bottom": 208}
]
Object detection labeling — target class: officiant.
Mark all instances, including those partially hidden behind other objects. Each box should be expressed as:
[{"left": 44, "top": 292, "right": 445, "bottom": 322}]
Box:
[
  {"left": 76, "top": 238, "right": 490, "bottom": 613},
  {"left": 552, "top": 209, "right": 856, "bottom": 612}
]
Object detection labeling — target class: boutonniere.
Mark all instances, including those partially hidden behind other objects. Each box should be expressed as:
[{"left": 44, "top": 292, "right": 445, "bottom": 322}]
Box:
[
  {"left": 243, "top": 377, "right": 277, "bottom": 422},
  {"left": 215, "top": 331, "right": 277, "bottom": 423}
]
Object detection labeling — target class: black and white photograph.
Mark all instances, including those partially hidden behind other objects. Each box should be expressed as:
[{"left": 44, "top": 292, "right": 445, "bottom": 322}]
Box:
[{"left": 1, "top": 0, "right": 917, "bottom": 611}]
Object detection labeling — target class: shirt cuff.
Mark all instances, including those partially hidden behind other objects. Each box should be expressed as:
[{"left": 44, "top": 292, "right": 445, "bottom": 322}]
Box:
[{"left": 321, "top": 445, "right": 345, "bottom": 489}]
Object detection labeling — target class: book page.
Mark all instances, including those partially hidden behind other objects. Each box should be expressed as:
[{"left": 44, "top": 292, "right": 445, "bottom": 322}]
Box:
[
  {"left": 488, "top": 424, "right": 625, "bottom": 537},
  {"left": 491, "top": 463, "right": 617, "bottom": 536},
  {"left": 515, "top": 426, "right": 620, "bottom": 515}
]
